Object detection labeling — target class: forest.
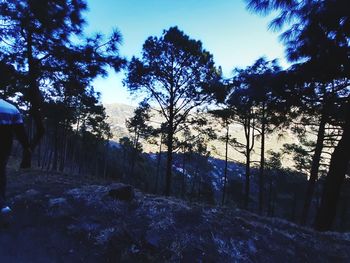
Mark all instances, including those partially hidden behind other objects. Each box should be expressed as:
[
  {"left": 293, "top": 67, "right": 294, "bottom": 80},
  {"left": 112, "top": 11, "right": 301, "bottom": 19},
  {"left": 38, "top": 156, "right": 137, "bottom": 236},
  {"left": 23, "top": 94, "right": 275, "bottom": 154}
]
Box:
[{"left": 0, "top": 0, "right": 349, "bottom": 235}]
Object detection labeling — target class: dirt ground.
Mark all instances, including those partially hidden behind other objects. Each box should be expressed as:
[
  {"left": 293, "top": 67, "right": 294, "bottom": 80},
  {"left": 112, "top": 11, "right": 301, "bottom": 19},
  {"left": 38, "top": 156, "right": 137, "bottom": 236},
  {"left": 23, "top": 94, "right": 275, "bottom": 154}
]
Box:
[{"left": 1, "top": 168, "right": 350, "bottom": 263}]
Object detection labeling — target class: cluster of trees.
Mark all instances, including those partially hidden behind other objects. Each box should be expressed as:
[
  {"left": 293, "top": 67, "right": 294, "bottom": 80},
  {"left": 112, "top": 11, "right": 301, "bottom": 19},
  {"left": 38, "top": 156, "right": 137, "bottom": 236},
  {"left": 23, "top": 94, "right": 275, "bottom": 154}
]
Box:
[
  {"left": 0, "top": 0, "right": 123, "bottom": 176},
  {"left": 1, "top": 0, "right": 348, "bottom": 232},
  {"left": 123, "top": 0, "right": 349, "bottom": 232},
  {"left": 245, "top": 0, "right": 350, "bottom": 232}
]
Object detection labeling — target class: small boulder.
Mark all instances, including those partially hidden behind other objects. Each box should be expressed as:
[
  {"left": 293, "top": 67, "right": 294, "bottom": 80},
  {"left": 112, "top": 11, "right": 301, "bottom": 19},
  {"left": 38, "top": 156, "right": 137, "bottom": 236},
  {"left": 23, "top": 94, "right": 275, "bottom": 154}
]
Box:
[
  {"left": 145, "top": 230, "right": 161, "bottom": 249},
  {"left": 108, "top": 185, "right": 134, "bottom": 201},
  {"left": 47, "top": 197, "right": 72, "bottom": 218},
  {"left": 48, "top": 197, "right": 67, "bottom": 207}
]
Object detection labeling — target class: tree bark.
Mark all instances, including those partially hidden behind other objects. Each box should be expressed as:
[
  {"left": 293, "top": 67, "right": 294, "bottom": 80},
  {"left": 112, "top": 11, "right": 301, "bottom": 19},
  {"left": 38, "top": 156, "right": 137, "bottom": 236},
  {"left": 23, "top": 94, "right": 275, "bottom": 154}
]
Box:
[
  {"left": 301, "top": 112, "right": 326, "bottom": 225},
  {"left": 314, "top": 103, "right": 350, "bottom": 231},
  {"left": 244, "top": 116, "right": 253, "bottom": 209},
  {"left": 52, "top": 122, "right": 59, "bottom": 171},
  {"left": 267, "top": 172, "right": 274, "bottom": 216},
  {"left": 165, "top": 128, "right": 174, "bottom": 196},
  {"left": 154, "top": 135, "right": 162, "bottom": 194},
  {"left": 27, "top": 31, "right": 45, "bottom": 152},
  {"left": 222, "top": 121, "right": 229, "bottom": 205},
  {"left": 181, "top": 147, "right": 186, "bottom": 198},
  {"left": 258, "top": 103, "right": 266, "bottom": 214}
]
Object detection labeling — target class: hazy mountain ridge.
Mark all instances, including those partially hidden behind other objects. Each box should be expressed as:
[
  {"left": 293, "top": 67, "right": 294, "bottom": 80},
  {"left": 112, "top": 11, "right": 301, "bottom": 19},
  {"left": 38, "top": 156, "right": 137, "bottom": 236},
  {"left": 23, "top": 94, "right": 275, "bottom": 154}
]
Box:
[
  {"left": 104, "top": 103, "right": 298, "bottom": 167},
  {"left": 105, "top": 103, "right": 136, "bottom": 139}
]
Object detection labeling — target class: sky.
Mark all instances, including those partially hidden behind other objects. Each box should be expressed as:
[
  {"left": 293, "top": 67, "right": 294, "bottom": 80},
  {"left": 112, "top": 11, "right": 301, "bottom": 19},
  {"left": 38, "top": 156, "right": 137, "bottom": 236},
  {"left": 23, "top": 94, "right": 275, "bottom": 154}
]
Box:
[{"left": 85, "top": 0, "right": 288, "bottom": 105}]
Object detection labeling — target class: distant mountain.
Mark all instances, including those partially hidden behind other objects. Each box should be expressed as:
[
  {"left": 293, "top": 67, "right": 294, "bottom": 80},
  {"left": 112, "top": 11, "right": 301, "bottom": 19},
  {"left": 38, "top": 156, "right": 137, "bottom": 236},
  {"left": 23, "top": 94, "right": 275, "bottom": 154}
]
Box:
[
  {"left": 105, "top": 103, "right": 136, "bottom": 139},
  {"left": 104, "top": 103, "right": 298, "bottom": 168}
]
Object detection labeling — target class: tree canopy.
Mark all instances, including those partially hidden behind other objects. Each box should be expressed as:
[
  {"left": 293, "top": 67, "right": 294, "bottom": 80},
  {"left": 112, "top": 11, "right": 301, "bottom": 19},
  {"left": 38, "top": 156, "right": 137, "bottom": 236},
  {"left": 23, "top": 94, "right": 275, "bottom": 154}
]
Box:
[{"left": 125, "top": 26, "right": 222, "bottom": 195}]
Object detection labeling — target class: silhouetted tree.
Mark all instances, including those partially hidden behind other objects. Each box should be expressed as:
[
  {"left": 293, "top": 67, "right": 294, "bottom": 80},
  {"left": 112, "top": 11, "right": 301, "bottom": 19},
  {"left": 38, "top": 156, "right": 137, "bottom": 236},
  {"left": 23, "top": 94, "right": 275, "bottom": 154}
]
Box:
[
  {"left": 126, "top": 100, "right": 154, "bottom": 176},
  {"left": 226, "top": 59, "right": 281, "bottom": 210},
  {"left": 246, "top": 0, "right": 350, "bottom": 230},
  {"left": 125, "top": 27, "right": 221, "bottom": 195},
  {"left": 209, "top": 109, "right": 233, "bottom": 205},
  {"left": 0, "top": 0, "right": 124, "bottom": 166},
  {"left": 239, "top": 57, "right": 282, "bottom": 214}
]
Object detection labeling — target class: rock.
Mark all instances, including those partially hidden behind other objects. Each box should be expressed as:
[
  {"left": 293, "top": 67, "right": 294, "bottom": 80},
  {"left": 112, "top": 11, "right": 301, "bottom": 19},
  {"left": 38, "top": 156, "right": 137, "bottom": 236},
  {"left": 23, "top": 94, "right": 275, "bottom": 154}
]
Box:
[
  {"left": 95, "top": 227, "right": 116, "bottom": 245},
  {"left": 145, "top": 230, "right": 161, "bottom": 248},
  {"left": 48, "top": 197, "right": 67, "bottom": 207},
  {"left": 108, "top": 185, "right": 134, "bottom": 201},
  {"left": 47, "top": 197, "right": 72, "bottom": 218},
  {"left": 14, "top": 189, "right": 41, "bottom": 200},
  {"left": 25, "top": 189, "right": 41, "bottom": 197},
  {"left": 248, "top": 239, "right": 257, "bottom": 254}
]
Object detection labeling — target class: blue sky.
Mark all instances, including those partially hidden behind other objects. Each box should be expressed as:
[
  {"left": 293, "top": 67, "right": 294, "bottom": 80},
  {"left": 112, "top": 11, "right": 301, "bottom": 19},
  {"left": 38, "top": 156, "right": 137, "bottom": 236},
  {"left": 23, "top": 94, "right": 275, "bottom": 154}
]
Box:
[{"left": 85, "top": 0, "right": 287, "bottom": 105}]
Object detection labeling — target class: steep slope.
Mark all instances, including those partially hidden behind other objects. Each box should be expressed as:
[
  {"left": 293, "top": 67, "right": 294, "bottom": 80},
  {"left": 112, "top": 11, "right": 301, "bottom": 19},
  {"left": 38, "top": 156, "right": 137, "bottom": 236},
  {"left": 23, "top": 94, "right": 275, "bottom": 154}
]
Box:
[{"left": 1, "top": 169, "right": 349, "bottom": 262}]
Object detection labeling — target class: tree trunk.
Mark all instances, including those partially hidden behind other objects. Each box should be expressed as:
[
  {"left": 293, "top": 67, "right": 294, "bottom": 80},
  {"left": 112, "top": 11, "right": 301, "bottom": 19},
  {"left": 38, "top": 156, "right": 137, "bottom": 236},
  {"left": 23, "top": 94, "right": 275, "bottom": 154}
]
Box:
[
  {"left": 314, "top": 104, "right": 350, "bottom": 231},
  {"left": 258, "top": 103, "right": 266, "bottom": 214},
  {"left": 198, "top": 175, "right": 202, "bottom": 199},
  {"left": 244, "top": 117, "right": 252, "bottom": 209},
  {"left": 103, "top": 142, "right": 108, "bottom": 178},
  {"left": 165, "top": 130, "right": 173, "bottom": 196},
  {"left": 52, "top": 122, "right": 59, "bottom": 171},
  {"left": 245, "top": 146, "right": 251, "bottom": 209},
  {"left": 190, "top": 165, "right": 199, "bottom": 202},
  {"left": 37, "top": 139, "right": 42, "bottom": 168},
  {"left": 154, "top": 135, "right": 162, "bottom": 194},
  {"left": 129, "top": 132, "right": 139, "bottom": 177},
  {"left": 301, "top": 112, "right": 326, "bottom": 225},
  {"left": 59, "top": 123, "right": 68, "bottom": 172},
  {"left": 291, "top": 188, "right": 297, "bottom": 222},
  {"left": 26, "top": 31, "right": 45, "bottom": 154},
  {"left": 181, "top": 148, "right": 186, "bottom": 198},
  {"left": 267, "top": 173, "right": 274, "bottom": 216},
  {"left": 222, "top": 121, "right": 229, "bottom": 206}
]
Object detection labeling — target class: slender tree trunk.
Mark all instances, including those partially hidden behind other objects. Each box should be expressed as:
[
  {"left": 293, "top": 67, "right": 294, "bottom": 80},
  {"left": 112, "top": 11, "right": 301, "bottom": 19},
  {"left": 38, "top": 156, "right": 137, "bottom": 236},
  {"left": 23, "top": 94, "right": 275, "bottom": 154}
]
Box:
[
  {"left": 59, "top": 124, "right": 68, "bottom": 172},
  {"left": 198, "top": 175, "right": 202, "bottom": 199},
  {"left": 154, "top": 135, "right": 162, "bottom": 194},
  {"left": 165, "top": 84, "right": 176, "bottom": 196},
  {"left": 52, "top": 122, "right": 59, "bottom": 171},
  {"left": 339, "top": 198, "right": 348, "bottom": 231},
  {"left": 314, "top": 104, "right": 350, "bottom": 231},
  {"left": 291, "top": 187, "right": 297, "bottom": 222},
  {"left": 46, "top": 150, "right": 53, "bottom": 170},
  {"left": 130, "top": 132, "right": 139, "bottom": 177},
  {"left": 222, "top": 121, "right": 229, "bottom": 206},
  {"left": 103, "top": 142, "right": 108, "bottom": 178},
  {"left": 26, "top": 31, "right": 45, "bottom": 155},
  {"left": 190, "top": 165, "right": 199, "bottom": 202},
  {"left": 301, "top": 112, "right": 326, "bottom": 225},
  {"left": 37, "top": 139, "right": 42, "bottom": 167},
  {"left": 267, "top": 172, "right": 274, "bottom": 216},
  {"left": 244, "top": 117, "right": 252, "bottom": 209},
  {"left": 181, "top": 148, "right": 186, "bottom": 198},
  {"left": 42, "top": 133, "right": 50, "bottom": 170},
  {"left": 258, "top": 103, "right": 266, "bottom": 214},
  {"left": 165, "top": 130, "right": 173, "bottom": 196},
  {"left": 272, "top": 188, "right": 277, "bottom": 216},
  {"left": 245, "top": 146, "right": 251, "bottom": 209}
]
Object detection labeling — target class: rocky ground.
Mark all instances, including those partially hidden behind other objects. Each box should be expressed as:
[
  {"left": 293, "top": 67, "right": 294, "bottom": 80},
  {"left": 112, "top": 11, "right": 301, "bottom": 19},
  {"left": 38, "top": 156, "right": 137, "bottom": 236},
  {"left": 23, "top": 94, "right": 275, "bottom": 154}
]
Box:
[{"left": 0, "top": 169, "right": 350, "bottom": 263}]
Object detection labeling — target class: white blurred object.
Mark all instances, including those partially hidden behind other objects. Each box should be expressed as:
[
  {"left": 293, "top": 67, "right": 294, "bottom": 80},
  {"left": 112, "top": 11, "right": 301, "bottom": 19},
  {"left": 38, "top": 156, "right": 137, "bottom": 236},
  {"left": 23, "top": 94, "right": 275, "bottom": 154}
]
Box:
[{"left": 1, "top": 206, "right": 12, "bottom": 214}]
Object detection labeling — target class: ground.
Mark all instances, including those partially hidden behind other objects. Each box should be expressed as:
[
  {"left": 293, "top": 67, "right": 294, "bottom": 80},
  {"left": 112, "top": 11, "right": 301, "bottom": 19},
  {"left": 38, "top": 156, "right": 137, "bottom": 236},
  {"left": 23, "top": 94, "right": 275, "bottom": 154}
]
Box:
[{"left": 0, "top": 169, "right": 349, "bottom": 263}]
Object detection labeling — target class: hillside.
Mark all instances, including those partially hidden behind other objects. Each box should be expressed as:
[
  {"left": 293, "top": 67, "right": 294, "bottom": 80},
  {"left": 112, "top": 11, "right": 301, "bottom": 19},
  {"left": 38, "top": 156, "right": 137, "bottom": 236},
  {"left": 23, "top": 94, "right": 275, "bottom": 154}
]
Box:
[
  {"left": 105, "top": 103, "right": 299, "bottom": 167},
  {"left": 1, "top": 169, "right": 349, "bottom": 262},
  {"left": 105, "top": 103, "right": 136, "bottom": 139}
]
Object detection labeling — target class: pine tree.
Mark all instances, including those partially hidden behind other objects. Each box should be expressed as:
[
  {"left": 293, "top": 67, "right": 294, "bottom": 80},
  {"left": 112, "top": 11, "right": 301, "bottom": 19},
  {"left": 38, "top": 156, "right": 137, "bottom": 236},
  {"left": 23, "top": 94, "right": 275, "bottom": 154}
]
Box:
[{"left": 125, "top": 27, "right": 221, "bottom": 195}]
